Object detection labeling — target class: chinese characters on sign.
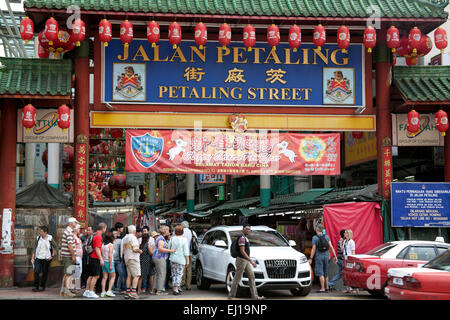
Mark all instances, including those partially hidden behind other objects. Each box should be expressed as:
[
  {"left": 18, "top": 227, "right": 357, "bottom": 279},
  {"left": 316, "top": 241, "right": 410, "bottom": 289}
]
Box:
[
  {"left": 75, "top": 142, "right": 88, "bottom": 226},
  {"left": 382, "top": 146, "right": 393, "bottom": 200}
]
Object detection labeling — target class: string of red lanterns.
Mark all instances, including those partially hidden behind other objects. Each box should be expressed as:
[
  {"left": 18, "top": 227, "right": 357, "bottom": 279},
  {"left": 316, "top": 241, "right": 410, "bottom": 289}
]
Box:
[{"left": 20, "top": 17, "right": 448, "bottom": 64}]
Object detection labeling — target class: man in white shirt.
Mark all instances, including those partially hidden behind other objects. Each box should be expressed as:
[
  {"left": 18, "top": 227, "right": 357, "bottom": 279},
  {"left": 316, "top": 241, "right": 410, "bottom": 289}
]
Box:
[
  {"left": 122, "top": 225, "right": 142, "bottom": 299},
  {"left": 180, "top": 221, "right": 196, "bottom": 291}
]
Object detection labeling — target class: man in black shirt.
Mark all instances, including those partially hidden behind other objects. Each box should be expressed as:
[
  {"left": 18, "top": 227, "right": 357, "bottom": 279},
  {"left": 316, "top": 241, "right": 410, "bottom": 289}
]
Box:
[{"left": 229, "top": 224, "right": 264, "bottom": 300}]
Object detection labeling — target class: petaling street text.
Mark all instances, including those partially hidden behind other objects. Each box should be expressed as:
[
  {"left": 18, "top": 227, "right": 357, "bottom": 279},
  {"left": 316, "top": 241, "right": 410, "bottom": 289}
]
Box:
[{"left": 158, "top": 86, "right": 312, "bottom": 101}]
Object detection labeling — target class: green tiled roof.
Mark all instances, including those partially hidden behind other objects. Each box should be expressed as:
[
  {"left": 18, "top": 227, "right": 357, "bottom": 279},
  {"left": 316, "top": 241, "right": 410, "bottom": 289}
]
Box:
[
  {"left": 24, "top": 0, "right": 449, "bottom": 19},
  {"left": 393, "top": 66, "right": 450, "bottom": 103},
  {"left": 0, "top": 58, "right": 72, "bottom": 97}
]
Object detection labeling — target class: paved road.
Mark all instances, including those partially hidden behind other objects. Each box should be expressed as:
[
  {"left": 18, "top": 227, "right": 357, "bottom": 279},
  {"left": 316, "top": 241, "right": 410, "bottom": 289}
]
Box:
[{"left": 0, "top": 283, "right": 379, "bottom": 300}]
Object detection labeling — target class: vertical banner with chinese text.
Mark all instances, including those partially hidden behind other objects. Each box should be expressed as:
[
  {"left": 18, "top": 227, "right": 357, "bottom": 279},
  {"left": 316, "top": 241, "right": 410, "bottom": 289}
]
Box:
[
  {"left": 75, "top": 135, "right": 88, "bottom": 227},
  {"left": 382, "top": 146, "right": 393, "bottom": 200}
]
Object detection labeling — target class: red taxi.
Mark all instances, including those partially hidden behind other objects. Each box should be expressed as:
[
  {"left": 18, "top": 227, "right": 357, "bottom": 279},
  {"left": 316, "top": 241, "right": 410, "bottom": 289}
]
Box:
[
  {"left": 385, "top": 249, "right": 450, "bottom": 300},
  {"left": 342, "top": 240, "right": 450, "bottom": 297}
]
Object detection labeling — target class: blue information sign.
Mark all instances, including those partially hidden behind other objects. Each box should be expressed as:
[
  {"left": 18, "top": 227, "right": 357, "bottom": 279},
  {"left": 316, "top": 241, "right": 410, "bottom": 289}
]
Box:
[
  {"left": 103, "top": 39, "right": 364, "bottom": 107},
  {"left": 391, "top": 182, "right": 450, "bottom": 227}
]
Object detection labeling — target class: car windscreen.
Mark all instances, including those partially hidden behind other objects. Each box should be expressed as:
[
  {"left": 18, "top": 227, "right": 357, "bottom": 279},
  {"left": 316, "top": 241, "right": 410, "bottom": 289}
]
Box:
[
  {"left": 229, "top": 230, "right": 289, "bottom": 247},
  {"left": 422, "top": 250, "right": 450, "bottom": 271},
  {"left": 364, "top": 242, "right": 397, "bottom": 256}
]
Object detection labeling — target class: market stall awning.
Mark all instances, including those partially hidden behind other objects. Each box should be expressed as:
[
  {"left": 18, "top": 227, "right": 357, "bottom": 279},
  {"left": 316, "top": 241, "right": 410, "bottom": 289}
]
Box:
[
  {"left": 16, "top": 181, "right": 71, "bottom": 208},
  {"left": 286, "top": 188, "right": 333, "bottom": 203},
  {"left": 393, "top": 66, "right": 450, "bottom": 106},
  {"left": 0, "top": 58, "right": 72, "bottom": 99},
  {"left": 213, "top": 196, "right": 260, "bottom": 212},
  {"left": 24, "top": 0, "right": 448, "bottom": 20}
]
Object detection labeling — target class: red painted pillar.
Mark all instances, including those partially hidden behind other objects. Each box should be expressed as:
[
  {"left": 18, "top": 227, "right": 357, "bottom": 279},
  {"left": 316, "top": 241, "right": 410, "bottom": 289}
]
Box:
[
  {"left": 0, "top": 99, "right": 17, "bottom": 287},
  {"left": 445, "top": 133, "right": 450, "bottom": 182},
  {"left": 375, "top": 30, "right": 393, "bottom": 199},
  {"left": 74, "top": 39, "right": 90, "bottom": 228}
]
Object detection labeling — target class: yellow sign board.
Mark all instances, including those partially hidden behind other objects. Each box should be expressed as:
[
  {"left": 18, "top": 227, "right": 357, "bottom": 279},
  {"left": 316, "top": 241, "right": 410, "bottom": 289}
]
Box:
[{"left": 344, "top": 132, "right": 377, "bottom": 167}]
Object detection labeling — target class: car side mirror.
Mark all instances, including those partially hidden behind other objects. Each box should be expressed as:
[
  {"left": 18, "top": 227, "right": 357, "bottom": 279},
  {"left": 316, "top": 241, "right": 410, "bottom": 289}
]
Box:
[
  {"left": 289, "top": 240, "right": 297, "bottom": 247},
  {"left": 214, "top": 240, "right": 228, "bottom": 248}
]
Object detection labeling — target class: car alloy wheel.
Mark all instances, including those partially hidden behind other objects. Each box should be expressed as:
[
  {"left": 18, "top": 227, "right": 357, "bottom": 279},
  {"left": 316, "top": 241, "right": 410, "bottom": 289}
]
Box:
[
  {"left": 226, "top": 267, "right": 235, "bottom": 294},
  {"left": 196, "top": 263, "right": 211, "bottom": 290}
]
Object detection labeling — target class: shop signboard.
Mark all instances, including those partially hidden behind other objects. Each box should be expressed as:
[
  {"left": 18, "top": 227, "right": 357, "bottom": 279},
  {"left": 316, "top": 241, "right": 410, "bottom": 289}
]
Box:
[
  {"left": 391, "top": 182, "right": 450, "bottom": 227},
  {"left": 199, "top": 174, "right": 226, "bottom": 184},
  {"left": 125, "top": 129, "right": 340, "bottom": 176},
  {"left": 17, "top": 108, "right": 74, "bottom": 143},
  {"left": 103, "top": 39, "right": 364, "bottom": 108},
  {"left": 344, "top": 132, "right": 377, "bottom": 167},
  {"left": 392, "top": 114, "right": 444, "bottom": 146}
]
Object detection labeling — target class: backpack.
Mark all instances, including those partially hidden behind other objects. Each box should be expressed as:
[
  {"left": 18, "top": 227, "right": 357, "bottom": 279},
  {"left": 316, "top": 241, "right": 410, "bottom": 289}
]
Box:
[
  {"left": 230, "top": 237, "right": 240, "bottom": 258},
  {"left": 84, "top": 235, "right": 94, "bottom": 255},
  {"left": 317, "top": 235, "right": 329, "bottom": 252},
  {"left": 190, "top": 235, "right": 199, "bottom": 255}
]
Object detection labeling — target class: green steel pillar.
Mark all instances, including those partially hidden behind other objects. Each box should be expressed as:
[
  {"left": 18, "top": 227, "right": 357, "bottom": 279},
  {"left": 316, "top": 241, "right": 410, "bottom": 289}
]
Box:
[
  {"left": 260, "top": 175, "right": 271, "bottom": 208},
  {"left": 186, "top": 174, "right": 195, "bottom": 213}
]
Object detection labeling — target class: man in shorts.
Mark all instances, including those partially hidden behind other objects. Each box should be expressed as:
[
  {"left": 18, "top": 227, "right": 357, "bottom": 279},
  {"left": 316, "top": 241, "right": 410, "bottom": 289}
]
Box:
[
  {"left": 83, "top": 222, "right": 106, "bottom": 298},
  {"left": 308, "top": 224, "right": 338, "bottom": 293},
  {"left": 123, "top": 225, "right": 142, "bottom": 299},
  {"left": 60, "top": 217, "right": 78, "bottom": 297}
]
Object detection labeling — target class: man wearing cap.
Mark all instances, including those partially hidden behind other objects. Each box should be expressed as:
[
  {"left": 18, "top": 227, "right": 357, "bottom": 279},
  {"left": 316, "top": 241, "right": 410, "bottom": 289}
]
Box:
[{"left": 60, "top": 217, "right": 78, "bottom": 297}]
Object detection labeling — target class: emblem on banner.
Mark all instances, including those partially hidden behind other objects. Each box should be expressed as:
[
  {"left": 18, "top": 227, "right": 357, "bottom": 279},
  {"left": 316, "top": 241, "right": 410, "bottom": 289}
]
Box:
[
  {"left": 299, "top": 137, "right": 327, "bottom": 162},
  {"left": 131, "top": 132, "right": 164, "bottom": 168}
]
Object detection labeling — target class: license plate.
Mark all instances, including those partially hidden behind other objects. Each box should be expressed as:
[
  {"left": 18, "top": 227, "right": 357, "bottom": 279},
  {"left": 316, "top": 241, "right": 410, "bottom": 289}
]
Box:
[
  {"left": 346, "top": 263, "right": 354, "bottom": 269},
  {"left": 393, "top": 278, "right": 403, "bottom": 286}
]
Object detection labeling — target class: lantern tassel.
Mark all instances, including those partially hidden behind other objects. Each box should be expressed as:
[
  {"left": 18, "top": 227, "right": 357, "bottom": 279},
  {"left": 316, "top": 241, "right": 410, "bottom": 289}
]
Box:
[
  {"left": 104, "top": 42, "right": 108, "bottom": 47},
  {"left": 152, "top": 43, "right": 156, "bottom": 48},
  {"left": 368, "top": 48, "right": 372, "bottom": 53},
  {"left": 293, "top": 48, "right": 297, "bottom": 52}
]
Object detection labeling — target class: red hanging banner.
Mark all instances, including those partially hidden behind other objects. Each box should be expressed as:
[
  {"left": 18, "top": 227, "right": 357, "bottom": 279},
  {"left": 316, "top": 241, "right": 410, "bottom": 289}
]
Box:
[
  {"left": 382, "top": 146, "right": 393, "bottom": 200},
  {"left": 75, "top": 139, "right": 88, "bottom": 226},
  {"left": 125, "top": 130, "right": 340, "bottom": 176}
]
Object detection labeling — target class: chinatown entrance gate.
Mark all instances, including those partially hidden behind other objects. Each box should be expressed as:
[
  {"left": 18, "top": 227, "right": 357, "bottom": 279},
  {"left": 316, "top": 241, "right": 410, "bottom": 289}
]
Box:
[{"left": 0, "top": 0, "right": 448, "bottom": 287}]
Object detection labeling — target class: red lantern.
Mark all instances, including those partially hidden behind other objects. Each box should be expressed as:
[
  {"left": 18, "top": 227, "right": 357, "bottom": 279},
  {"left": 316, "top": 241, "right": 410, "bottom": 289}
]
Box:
[
  {"left": 243, "top": 25, "right": 256, "bottom": 51},
  {"left": 313, "top": 24, "right": 326, "bottom": 51},
  {"left": 337, "top": 25, "right": 350, "bottom": 53},
  {"left": 38, "top": 31, "right": 50, "bottom": 50},
  {"left": 363, "top": 26, "right": 376, "bottom": 53},
  {"left": 386, "top": 26, "right": 400, "bottom": 53},
  {"left": 71, "top": 18, "right": 85, "bottom": 47},
  {"left": 218, "top": 23, "right": 231, "bottom": 48},
  {"left": 110, "top": 128, "right": 123, "bottom": 140},
  {"left": 396, "top": 36, "right": 412, "bottom": 57},
  {"left": 44, "top": 17, "right": 58, "bottom": 46},
  {"left": 48, "top": 29, "right": 73, "bottom": 57},
  {"left": 288, "top": 24, "right": 301, "bottom": 52},
  {"left": 434, "top": 27, "right": 448, "bottom": 53},
  {"left": 120, "top": 20, "right": 133, "bottom": 48},
  {"left": 169, "top": 22, "right": 181, "bottom": 49},
  {"left": 408, "top": 27, "right": 422, "bottom": 55},
  {"left": 195, "top": 22, "right": 207, "bottom": 49},
  {"left": 267, "top": 24, "right": 280, "bottom": 50},
  {"left": 435, "top": 110, "right": 449, "bottom": 136},
  {"left": 405, "top": 57, "right": 418, "bottom": 66},
  {"left": 57, "top": 104, "right": 71, "bottom": 131},
  {"left": 99, "top": 19, "right": 112, "bottom": 47},
  {"left": 418, "top": 35, "right": 432, "bottom": 57},
  {"left": 20, "top": 17, "right": 34, "bottom": 44},
  {"left": 38, "top": 43, "right": 49, "bottom": 58},
  {"left": 22, "top": 104, "right": 36, "bottom": 132},
  {"left": 147, "top": 20, "right": 160, "bottom": 48},
  {"left": 407, "top": 109, "right": 420, "bottom": 134},
  {"left": 352, "top": 131, "right": 364, "bottom": 140},
  {"left": 62, "top": 146, "right": 74, "bottom": 168},
  {"left": 102, "top": 141, "right": 111, "bottom": 155}
]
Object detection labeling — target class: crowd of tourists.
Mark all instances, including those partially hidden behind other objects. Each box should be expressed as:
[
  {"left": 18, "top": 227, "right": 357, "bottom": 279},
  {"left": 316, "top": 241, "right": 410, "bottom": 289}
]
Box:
[{"left": 31, "top": 217, "right": 197, "bottom": 299}]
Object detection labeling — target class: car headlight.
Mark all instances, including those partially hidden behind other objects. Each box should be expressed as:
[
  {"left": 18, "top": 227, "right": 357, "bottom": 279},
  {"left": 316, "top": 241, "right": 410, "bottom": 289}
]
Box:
[
  {"left": 251, "top": 258, "right": 259, "bottom": 265},
  {"left": 299, "top": 255, "right": 308, "bottom": 264}
]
